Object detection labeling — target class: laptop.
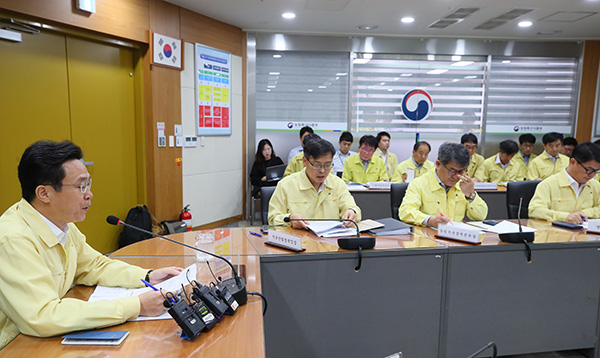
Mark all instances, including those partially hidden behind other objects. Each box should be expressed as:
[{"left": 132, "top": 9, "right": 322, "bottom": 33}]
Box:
[{"left": 265, "top": 164, "right": 286, "bottom": 182}]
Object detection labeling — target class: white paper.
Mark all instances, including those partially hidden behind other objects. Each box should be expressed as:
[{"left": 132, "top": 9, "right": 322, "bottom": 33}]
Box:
[
  {"left": 484, "top": 220, "right": 536, "bottom": 234},
  {"left": 307, "top": 221, "right": 357, "bottom": 237},
  {"left": 405, "top": 168, "right": 416, "bottom": 182},
  {"left": 88, "top": 264, "right": 197, "bottom": 321}
]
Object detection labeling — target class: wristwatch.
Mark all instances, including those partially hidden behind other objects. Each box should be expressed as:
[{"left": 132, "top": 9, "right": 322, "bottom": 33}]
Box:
[
  {"left": 466, "top": 192, "right": 476, "bottom": 201},
  {"left": 145, "top": 269, "right": 153, "bottom": 282}
]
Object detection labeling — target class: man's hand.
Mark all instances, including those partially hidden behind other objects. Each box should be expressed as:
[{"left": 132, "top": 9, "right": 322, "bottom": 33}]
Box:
[
  {"left": 149, "top": 267, "right": 183, "bottom": 285},
  {"left": 289, "top": 213, "right": 309, "bottom": 230},
  {"left": 402, "top": 173, "right": 408, "bottom": 182},
  {"left": 138, "top": 290, "right": 169, "bottom": 316},
  {"left": 428, "top": 215, "right": 450, "bottom": 228},
  {"left": 342, "top": 209, "right": 357, "bottom": 228},
  {"left": 458, "top": 173, "right": 476, "bottom": 198},
  {"left": 566, "top": 211, "right": 587, "bottom": 225}
]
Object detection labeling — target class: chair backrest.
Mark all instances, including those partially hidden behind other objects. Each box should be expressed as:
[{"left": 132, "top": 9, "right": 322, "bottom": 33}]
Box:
[
  {"left": 390, "top": 182, "right": 410, "bottom": 219},
  {"left": 506, "top": 180, "right": 542, "bottom": 219},
  {"left": 260, "top": 186, "right": 277, "bottom": 225}
]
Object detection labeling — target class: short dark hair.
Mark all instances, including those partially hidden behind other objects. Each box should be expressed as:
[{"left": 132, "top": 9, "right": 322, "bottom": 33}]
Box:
[
  {"left": 499, "top": 140, "right": 519, "bottom": 155},
  {"left": 339, "top": 131, "right": 353, "bottom": 143},
  {"left": 299, "top": 126, "right": 314, "bottom": 138},
  {"left": 359, "top": 135, "right": 378, "bottom": 148},
  {"left": 255, "top": 139, "right": 276, "bottom": 163},
  {"left": 413, "top": 141, "right": 431, "bottom": 152},
  {"left": 519, "top": 133, "right": 536, "bottom": 145},
  {"left": 438, "top": 142, "right": 470, "bottom": 168},
  {"left": 571, "top": 142, "right": 600, "bottom": 163},
  {"left": 563, "top": 136, "right": 578, "bottom": 147},
  {"left": 542, "top": 132, "right": 563, "bottom": 145},
  {"left": 376, "top": 131, "right": 390, "bottom": 143},
  {"left": 304, "top": 137, "right": 335, "bottom": 160},
  {"left": 461, "top": 133, "right": 478, "bottom": 145},
  {"left": 302, "top": 133, "right": 321, "bottom": 147},
  {"left": 18, "top": 140, "right": 84, "bottom": 203}
]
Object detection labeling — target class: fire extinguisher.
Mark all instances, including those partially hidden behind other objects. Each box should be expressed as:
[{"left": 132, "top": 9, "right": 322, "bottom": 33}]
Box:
[{"left": 180, "top": 205, "right": 192, "bottom": 231}]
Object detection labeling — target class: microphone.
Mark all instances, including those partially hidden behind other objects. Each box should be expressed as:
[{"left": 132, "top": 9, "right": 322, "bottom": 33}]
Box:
[
  {"left": 283, "top": 216, "right": 375, "bottom": 250},
  {"left": 106, "top": 215, "right": 247, "bottom": 305},
  {"left": 498, "top": 196, "right": 534, "bottom": 243}
]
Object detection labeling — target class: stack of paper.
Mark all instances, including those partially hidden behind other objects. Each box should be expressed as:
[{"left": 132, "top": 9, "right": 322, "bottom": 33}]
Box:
[
  {"left": 307, "top": 221, "right": 357, "bottom": 238},
  {"left": 368, "top": 218, "right": 413, "bottom": 236}
]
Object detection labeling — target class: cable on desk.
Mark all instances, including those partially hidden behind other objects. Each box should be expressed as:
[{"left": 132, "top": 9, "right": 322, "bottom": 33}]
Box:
[
  {"left": 523, "top": 240, "right": 532, "bottom": 263},
  {"left": 248, "top": 291, "right": 267, "bottom": 315}
]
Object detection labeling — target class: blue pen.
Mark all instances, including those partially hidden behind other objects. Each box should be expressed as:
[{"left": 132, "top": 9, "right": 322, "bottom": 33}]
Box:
[
  {"left": 141, "top": 279, "right": 176, "bottom": 303},
  {"left": 249, "top": 231, "right": 263, "bottom": 237}
]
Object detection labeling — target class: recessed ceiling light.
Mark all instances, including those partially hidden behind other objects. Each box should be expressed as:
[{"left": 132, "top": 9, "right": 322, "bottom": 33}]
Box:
[
  {"left": 282, "top": 12, "right": 296, "bottom": 19},
  {"left": 267, "top": 85, "right": 276, "bottom": 88},
  {"left": 358, "top": 25, "right": 378, "bottom": 30},
  {"left": 269, "top": 72, "right": 280, "bottom": 75},
  {"left": 401, "top": 17, "right": 415, "bottom": 24},
  {"left": 401, "top": 73, "right": 412, "bottom": 77},
  {"left": 380, "top": 82, "right": 386, "bottom": 85},
  {"left": 502, "top": 60, "right": 511, "bottom": 64},
  {"left": 518, "top": 21, "right": 533, "bottom": 28},
  {"left": 307, "top": 89, "right": 314, "bottom": 92},
  {"left": 336, "top": 72, "right": 348, "bottom": 76},
  {"left": 434, "top": 83, "right": 441, "bottom": 86},
  {"left": 464, "top": 75, "right": 477, "bottom": 79},
  {"left": 318, "top": 86, "right": 327, "bottom": 88},
  {"left": 273, "top": 54, "right": 282, "bottom": 58},
  {"left": 267, "top": 89, "right": 271, "bottom": 92},
  {"left": 388, "top": 89, "right": 393, "bottom": 92},
  {"left": 427, "top": 69, "right": 448, "bottom": 75}
]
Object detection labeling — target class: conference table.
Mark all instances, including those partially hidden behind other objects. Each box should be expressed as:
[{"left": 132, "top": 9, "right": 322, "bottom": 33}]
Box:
[
  {"left": 349, "top": 184, "right": 509, "bottom": 220},
  {"left": 2, "top": 221, "right": 600, "bottom": 358}
]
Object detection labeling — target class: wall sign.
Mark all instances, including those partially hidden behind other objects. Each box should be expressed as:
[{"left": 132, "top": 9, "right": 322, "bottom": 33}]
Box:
[{"left": 195, "top": 43, "right": 232, "bottom": 136}]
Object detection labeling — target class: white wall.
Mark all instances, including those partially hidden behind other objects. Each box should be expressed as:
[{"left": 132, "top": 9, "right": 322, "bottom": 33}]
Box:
[{"left": 182, "top": 42, "right": 243, "bottom": 226}]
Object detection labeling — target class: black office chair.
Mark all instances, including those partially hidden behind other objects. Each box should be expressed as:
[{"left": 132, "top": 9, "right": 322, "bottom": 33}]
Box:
[
  {"left": 506, "top": 180, "right": 542, "bottom": 219},
  {"left": 390, "top": 182, "right": 410, "bottom": 219},
  {"left": 260, "top": 186, "right": 277, "bottom": 225}
]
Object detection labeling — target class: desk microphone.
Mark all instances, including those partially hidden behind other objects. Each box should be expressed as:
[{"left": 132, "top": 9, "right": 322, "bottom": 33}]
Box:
[
  {"left": 106, "top": 215, "right": 247, "bottom": 305},
  {"left": 283, "top": 216, "right": 375, "bottom": 271},
  {"left": 498, "top": 197, "right": 535, "bottom": 243}
]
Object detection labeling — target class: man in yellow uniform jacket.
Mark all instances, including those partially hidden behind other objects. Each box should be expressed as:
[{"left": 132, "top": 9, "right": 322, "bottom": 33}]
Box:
[
  {"left": 392, "top": 141, "right": 434, "bottom": 182},
  {"left": 512, "top": 133, "right": 538, "bottom": 181},
  {"left": 342, "top": 135, "right": 389, "bottom": 183},
  {"left": 0, "top": 140, "right": 182, "bottom": 349},
  {"left": 527, "top": 132, "right": 569, "bottom": 180},
  {"left": 461, "top": 133, "right": 485, "bottom": 181},
  {"left": 399, "top": 142, "right": 488, "bottom": 227},
  {"left": 269, "top": 137, "right": 361, "bottom": 229},
  {"left": 529, "top": 142, "right": 600, "bottom": 224},
  {"left": 482, "top": 140, "right": 520, "bottom": 183},
  {"left": 374, "top": 131, "right": 398, "bottom": 178}
]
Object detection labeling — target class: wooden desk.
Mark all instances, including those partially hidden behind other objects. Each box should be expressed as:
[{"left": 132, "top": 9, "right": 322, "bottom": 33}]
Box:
[
  {"left": 247, "top": 222, "right": 600, "bottom": 358},
  {"left": 349, "top": 185, "right": 509, "bottom": 220},
  {"left": 0, "top": 229, "right": 265, "bottom": 358}
]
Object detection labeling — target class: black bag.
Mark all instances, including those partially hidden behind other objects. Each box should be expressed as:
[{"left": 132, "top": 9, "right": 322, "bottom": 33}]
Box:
[{"left": 118, "top": 205, "right": 153, "bottom": 248}]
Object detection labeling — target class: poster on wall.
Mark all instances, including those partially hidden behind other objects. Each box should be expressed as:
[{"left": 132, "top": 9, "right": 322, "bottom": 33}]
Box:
[{"left": 195, "top": 43, "right": 232, "bottom": 136}]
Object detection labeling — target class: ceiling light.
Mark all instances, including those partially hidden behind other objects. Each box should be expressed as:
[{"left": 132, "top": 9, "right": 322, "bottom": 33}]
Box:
[
  {"left": 380, "top": 82, "right": 386, "bottom": 85},
  {"left": 357, "top": 25, "right": 378, "bottom": 30},
  {"left": 267, "top": 85, "right": 276, "bottom": 88},
  {"left": 318, "top": 86, "right": 327, "bottom": 88},
  {"left": 434, "top": 83, "right": 441, "bottom": 86},
  {"left": 401, "top": 17, "right": 415, "bottom": 24},
  {"left": 307, "top": 89, "right": 313, "bottom": 92},
  {"left": 464, "top": 75, "right": 477, "bottom": 79},
  {"left": 427, "top": 69, "right": 448, "bottom": 75},
  {"left": 452, "top": 55, "right": 461, "bottom": 61},
  {"left": 401, "top": 74, "right": 412, "bottom": 77},
  {"left": 269, "top": 72, "right": 280, "bottom": 75},
  {"left": 267, "top": 89, "right": 271, "bottom": 92},
  {"left": 336, "top": 73, "right": 348, "bottom": 76},
  {"left": 427, "top": 55, "right": 435, "bottom": 61},
  {"left": 502, "top": 60, "right": 511, "bottom": 64},
  {"left": 388, "top": 89, "right": 393, "bottom": 92},
  {"left": 273, "top": 54, "right": 282, "bottom": 58},
  {"left": 282, "top": 12, "right": 296, "bottom": 19},
  {"left": 518, "top": 21, "right": 533, "bottom": 27}
]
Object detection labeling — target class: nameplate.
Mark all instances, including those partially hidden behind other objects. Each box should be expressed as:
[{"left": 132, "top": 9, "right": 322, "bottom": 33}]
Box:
[
  {"left": 586, "top": 219, "right": 600, "bottom": 234},
  {"left": 474, "top": 182, "right": 497, "bottom": 190},
  {"left": 437, "top": 224, "right": 482, "bottom": 244},
  {"left": 265, "top": 230, "right": 305, "bottom": 252},
  {"left": 366, "top": 181, "right": 391, "bottom": 190}
]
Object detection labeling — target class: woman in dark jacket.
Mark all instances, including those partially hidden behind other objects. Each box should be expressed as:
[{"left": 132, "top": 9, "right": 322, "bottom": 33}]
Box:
[{"left": 250, "top": 139, "right": 284, "bottom": 197}]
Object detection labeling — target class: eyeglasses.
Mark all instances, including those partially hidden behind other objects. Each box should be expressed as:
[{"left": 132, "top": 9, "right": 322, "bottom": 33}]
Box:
[
  {"left": 359, "top": 147, "right": 375, "bottom": 154},
  {"left": 62, "top": 178, "right": 93, "bottom": 194},
  {"left": 306, "top": 159, "right": 332, "bottom": 171},
  {"left": 576, "top": 159, "right": 600, "bottom": 175},
  {"left": 443, "top": 164, "right": 466, "bottom": 176}
]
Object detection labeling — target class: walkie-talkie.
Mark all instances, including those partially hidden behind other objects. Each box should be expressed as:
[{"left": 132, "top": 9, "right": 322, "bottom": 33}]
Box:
[
  {"left": 165, "top": 295, "right": 205, "bottom": 339},
  {"left": 214, "top": 283, "right": 239, "bottom": 315},
  {"left": 192, "top": 299, "right": 217, "bottom": 332},
  {"left": 191, "top": 281, "right": 229, "bottom": 319}
]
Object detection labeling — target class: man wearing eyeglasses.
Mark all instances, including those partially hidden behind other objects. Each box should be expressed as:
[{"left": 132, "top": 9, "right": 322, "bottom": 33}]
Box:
[
  {"left": 399, "top": 142, "right": 488, "bottom": 228},
  {"left": 341, "top": 135, "right": 388, "bottom": 184},
  {"left": 529, "top": 142, "right": 600, "bottom": 224},
  {"left": 0, "top": 140, "right": 182, "bottom": 349},
  {"left": 269, "top": 137, "right": 361, "bottom": 229}
]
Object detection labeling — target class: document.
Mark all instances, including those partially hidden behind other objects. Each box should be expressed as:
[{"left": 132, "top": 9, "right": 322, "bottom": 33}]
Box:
[
  {"left": 405, "top": 168, "right": 415, "bottom": 182},
  {"left": 307, "top": 221, "right": 357, "bottom": 238},
  {"left": 483, "top": 220, "right": 536, "bottom": 234},
  {"left": 88, "top": 263, "right": 197, "bottom": 321}
]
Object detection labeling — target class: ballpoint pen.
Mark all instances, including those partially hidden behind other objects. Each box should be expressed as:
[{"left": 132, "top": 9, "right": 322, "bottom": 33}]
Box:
[
  {"left": 249, "top": 231, "right": 263, "bottom": 237},
  {"left": 438, "top": 211, "right": 454, "bottom": 225},
  {"left": 141, "top": 278, "right": 176, "bottom": 303}
]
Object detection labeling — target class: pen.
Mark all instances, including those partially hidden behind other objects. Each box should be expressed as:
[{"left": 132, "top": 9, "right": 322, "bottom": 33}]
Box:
[
  {"left": 141, "top": 279, "right": 176, "bottom": 303},
  {"left": 438, "top": 211, "right": 454, "bottom": 225},
  {"left": 249, "top": 231, "right": 263, "bottom": 237}
]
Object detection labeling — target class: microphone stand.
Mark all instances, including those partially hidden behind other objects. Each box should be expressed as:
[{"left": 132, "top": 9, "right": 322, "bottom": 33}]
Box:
[
  {"left": 497, "top": 197, "right": 534, "bottom": 262},
  {"left": 284, "top": 216, "right": 375, "bottom": 270},
  {"left": 106, "top": 215, "right": 247, "bottom": 305}
]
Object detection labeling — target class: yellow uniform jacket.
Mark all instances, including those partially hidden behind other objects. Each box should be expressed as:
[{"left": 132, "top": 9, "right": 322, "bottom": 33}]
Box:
[
  {"left": 399, "top": 170, "right": 488, "bottom": 225},
  {"left": 391, "top": 158, "right": 434, "bottom": 183},
  {"left": 341, "top": 154, "right": 388, "bottom": 183},
  {"left": 375, "top": 149, "right": 399, "bottom": 178},
  {"left": 268, "top": 169, "right": 361, "bottom": 226},
  {"left": 0, "top": 199, "right": 147, "bottom": 349},
  {"left": 526, "top": 151, "right": 569, "bottom": 181},
  {"left": 529, "top": 170, "right": 600, "bottom": 222},
  {"left": 512, "top": 151, "right": 537, "bottom": 181},
  {"left": 467, "top": 153, "right": 485, "bottom": 181},
  {"left": 482, "top": 154, "right": 519, "bottom": 183},
  {"left": 284, "top": 151, "right": 304, "bottom": 177}
]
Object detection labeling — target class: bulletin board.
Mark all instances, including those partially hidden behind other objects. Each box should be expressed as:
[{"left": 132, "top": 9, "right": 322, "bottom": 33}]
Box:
[{"left": 195, "top": 43, "right": 232, "bottom": 136}]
